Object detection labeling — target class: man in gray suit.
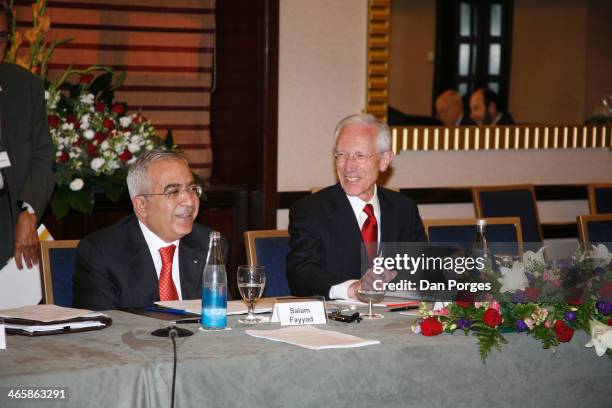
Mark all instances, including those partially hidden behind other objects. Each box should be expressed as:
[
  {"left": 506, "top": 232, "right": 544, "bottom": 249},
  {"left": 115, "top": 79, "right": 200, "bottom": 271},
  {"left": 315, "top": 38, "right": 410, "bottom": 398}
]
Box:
[{"left": 0, "top": 2, "right": 54, "bottom": 268}]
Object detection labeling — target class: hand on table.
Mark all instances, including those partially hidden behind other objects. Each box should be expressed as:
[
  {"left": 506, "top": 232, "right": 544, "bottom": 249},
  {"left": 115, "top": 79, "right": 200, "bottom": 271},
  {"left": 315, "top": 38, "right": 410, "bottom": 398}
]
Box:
[{"left": 347, "top": 268, "right": 398, "bottom": 300}]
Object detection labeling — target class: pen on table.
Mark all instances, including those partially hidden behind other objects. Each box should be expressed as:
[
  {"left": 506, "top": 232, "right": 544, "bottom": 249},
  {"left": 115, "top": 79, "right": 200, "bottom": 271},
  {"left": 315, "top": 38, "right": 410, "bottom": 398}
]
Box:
[
  {"left": 387, "top": 305, "right": 419, "bottom": 312},
  {"left": 175, "top": 318, "right": 201, "bottom": 324},
  {"left": 145, "top": 306, "right": 188, "bottom": 315}
]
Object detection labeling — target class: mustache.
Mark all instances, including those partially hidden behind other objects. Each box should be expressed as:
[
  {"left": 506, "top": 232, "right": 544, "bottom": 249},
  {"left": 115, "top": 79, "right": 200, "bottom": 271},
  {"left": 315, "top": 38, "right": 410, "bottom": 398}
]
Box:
[{"left": 174, "top": 205, "right": 195, "bottom": 217}]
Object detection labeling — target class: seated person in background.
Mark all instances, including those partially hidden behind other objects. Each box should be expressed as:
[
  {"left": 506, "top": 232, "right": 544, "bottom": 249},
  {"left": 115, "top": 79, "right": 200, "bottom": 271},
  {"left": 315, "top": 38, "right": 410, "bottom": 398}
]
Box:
[
  {"left": 469, "top": 88, "right": 515, "bottom": 125},
  {"left": 435, "top": 89, "right": 474, "bottom": 126},
  {"left": 287, "top": 114, "right": 426, "bottom": 300},
  {"left": 73, "top": 149, "right": 222, "bottom": 310}
]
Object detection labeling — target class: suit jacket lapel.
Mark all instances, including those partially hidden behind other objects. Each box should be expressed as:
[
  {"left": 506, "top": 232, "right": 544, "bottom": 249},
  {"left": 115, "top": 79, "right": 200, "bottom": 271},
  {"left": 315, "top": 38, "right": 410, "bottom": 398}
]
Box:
[
  {"left": 125, "top": 218, "right": 159, "bottom": 301},
  {"left": 328, "top": 183, "right": 362, "bottom": 250},
  {"left": 179, "top": 235, "right": 206, "bottom": 299},
  {"left": 379, "top": 187, "right": 399, "bottom": 244}
]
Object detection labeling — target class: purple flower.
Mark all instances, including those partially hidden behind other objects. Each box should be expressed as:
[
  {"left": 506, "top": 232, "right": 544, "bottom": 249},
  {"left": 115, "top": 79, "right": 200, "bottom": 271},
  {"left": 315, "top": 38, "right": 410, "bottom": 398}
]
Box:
[
  {"left": 525, "top": 272, "right": 536, "bottom": 284},
  {"left": 515, "top": 320, "right": 528, "bottom": 332},
  {"left": 564, "top": 311, "right": 577, "bottom": 322},
  {"left": 511, "top": 291, "right": 526, "bottom": 303},
  {"left": 594, "top": 267, "right": 605, "bottom": 277},
  {"left": 456, "top": 318, "right": 473, "bottom": 330},
  {"left": 596, "top": 300, "right": 612, "bottom": 315}
]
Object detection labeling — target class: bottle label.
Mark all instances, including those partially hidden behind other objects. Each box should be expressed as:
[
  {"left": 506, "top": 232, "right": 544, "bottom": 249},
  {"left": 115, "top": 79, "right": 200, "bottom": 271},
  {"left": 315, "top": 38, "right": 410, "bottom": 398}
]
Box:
[{"left": 202, "top": 286, "right": 227, "bottom": 329}]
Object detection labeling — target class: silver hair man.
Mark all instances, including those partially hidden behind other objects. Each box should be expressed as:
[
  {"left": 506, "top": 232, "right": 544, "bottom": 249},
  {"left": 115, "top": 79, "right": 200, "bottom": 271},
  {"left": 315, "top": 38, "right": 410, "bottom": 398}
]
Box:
[
  {"left": 126, "top": 149, "right": 188, "bottom": 199},
  {"left": 332, "top": 113, "right": 391, "bottom": 153}
]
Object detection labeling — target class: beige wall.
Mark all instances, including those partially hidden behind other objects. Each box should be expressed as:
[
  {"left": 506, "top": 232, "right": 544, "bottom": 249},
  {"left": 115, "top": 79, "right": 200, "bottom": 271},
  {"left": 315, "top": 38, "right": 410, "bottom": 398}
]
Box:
[
  {"left": 277, "top": 0, "right": 368, "bottom": 192},
  {"left": 388, "top": 0, "right": 436, "bottom": 116},
  {"left": 277, "top": 1, "right": 612, "bottom": 228}
]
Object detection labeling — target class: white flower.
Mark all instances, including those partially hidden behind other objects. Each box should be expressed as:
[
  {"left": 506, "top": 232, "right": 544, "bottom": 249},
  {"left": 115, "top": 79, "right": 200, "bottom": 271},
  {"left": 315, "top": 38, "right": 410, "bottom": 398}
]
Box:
[
  {"left": 69, "top": 178, "right": 84, "bottom": 191},
  {"left": 585, "top": 319, "right": 612, "bottom": 357},
  {"left": 45, "top": 90, "right": 50, "bottom": 101},
  {"left": 591, "top": 244, "right": 612, "bottom": 268},
  {"left": 498, "top": 261, "right": 529, "bottom": 293},
  {"left": 120, "top": 116, "right": 132, "bottom": 128},
  {"left": 523, "top": 246, "right": 546, "bottom": 268},
  {"left": 100, "top": 140, "right": 110, "bottom": 151},
  {"left": 128, "top": 143, "right": 140, "bottom": 154},
  {"left": 83, "top": 129, "right": 95, "bottom": 140},
  {"left": 90, "top": 157, "right": 105, "bottom": 171},
  {"left": 80, "top": 93, "right": 95, "bottom": 105},
  {"left": 62, "top": 123, "right": 74, "bottom": 131}
]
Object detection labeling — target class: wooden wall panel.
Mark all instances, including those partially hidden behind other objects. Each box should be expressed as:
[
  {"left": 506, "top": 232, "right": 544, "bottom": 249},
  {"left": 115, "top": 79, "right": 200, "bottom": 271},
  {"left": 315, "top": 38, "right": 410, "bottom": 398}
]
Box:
[{"left": 14, "top": 0, "right": 214, "bottom": 180}]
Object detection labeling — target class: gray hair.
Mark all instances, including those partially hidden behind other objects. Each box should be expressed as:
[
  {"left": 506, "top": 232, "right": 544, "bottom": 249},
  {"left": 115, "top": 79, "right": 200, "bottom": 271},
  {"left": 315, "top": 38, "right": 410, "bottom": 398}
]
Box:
[
  {"left": 127, "top": 149, "right": 188, "bottom": 198},
  {"left": 332, "top": 113, "right": 391, "bottom": 153}
]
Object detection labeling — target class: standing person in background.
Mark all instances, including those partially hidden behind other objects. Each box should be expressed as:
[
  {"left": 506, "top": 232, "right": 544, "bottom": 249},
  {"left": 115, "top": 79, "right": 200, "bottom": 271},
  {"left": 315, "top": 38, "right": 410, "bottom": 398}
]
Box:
[{"left": 0, "top": 1, "right": 54, "bottom": 268}]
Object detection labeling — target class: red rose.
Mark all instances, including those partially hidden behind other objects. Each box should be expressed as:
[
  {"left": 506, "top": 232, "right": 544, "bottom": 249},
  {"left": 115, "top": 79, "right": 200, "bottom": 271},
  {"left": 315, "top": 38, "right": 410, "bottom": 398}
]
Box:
[
  {"left": 94, "top": 132, "right": 107, "bottom": 143},
  {"left": 72, "top": 138, "right": 81, "bottom": 147},
  {"left": 455, "top": 291, "right": 474, "bottom": 308},
  {"left": 80, "top": 74, "right": 94, "bottom": 84},
  {"left": 599, "top": 280, "right": 612, "bottom": 300},
  {"left": 119, "top": 149, "right": 133, "bottom": 162},
  {"left": 111, "top": 103, "right": 126, "bottom": 116},
  {"left": 133, "top": 114, "right": 143, "bottom": 124},
  {"left": 524, "top": 287, "right": 541, "bottom": 302},
  {"left": 58, "top": 151, "right": 69, "bottom": 163},
  {"left": 553, "top": 319, "right": 574, "bottom": 342},
  {"left": 48, "top": 115, "right": 59, "bottom": 128},
  {"left": 86, "top": 143, "right": 98, "bottom": 157},
  {"left": 103, "top": 118, "right": 115, "bottom": 131},
  {"left": 420, "top": 317, "right": 443, "bottom": 336},
  {"left": 95, "top": 101, "right": 106, "bottom": 112},
  {"left": 566, "top": 287, "right": 583, "bottom": 306},
  {"left": 607, "top": 319, "right": 612, "bottom": 326},
  {"left": 483, "top": 308, "right": 502, "bottom": 328},
  {"left": 66, "top": 114, "right": 80, "bottom": 129}
]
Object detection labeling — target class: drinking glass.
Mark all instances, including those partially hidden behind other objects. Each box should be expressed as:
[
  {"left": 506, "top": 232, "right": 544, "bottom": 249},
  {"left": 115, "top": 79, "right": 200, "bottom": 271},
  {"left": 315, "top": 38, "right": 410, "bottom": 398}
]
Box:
[
  {"left": 237, "top": 265, "right": 266, "bottom": 324},
  {"left": 357, "top": 287, "right": 385, "bottom": 320}
]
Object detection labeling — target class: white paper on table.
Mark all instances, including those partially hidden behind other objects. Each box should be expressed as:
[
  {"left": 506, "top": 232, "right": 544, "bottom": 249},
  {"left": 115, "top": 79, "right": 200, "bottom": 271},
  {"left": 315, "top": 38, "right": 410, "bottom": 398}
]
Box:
[
  {"left": 156, "top": 298, "right": 276, "bottom": 315},
  {"left": 0, "top": 224, "right": 53, "bottom": 310},
  {"left": 5, "top": 320, "right": 105, "bottom": 334},
  {"left": 0, "top": 304, "right": 104, "bottom": 323},
  {"left": 0, "top": 321, "right": 6, "bottom": 350},
  {"left": 245, "top": 325, "right": 380, "bottom": 350}
]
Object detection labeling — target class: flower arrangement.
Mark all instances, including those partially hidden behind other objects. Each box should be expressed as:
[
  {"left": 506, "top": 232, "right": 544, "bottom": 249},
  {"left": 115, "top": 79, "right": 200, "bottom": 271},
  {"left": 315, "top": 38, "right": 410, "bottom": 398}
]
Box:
[
  {"left": 4, "top": 0, "right": 173, "bottom": 217},
  {"left": 414, "top": 245, "right": 612, "bottom": 362}
]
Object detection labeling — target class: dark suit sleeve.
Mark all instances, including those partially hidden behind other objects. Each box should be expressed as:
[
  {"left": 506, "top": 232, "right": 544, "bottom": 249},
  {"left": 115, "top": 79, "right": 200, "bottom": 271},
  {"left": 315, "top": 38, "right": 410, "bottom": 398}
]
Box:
[
  {"left": 18, "top": 74, "right": 54, "bottom": 220},
  {"left": 286, "top": 200, "right": 335, "bottom": 297},
  {"left": 73, "top": 238, "right": 120, "bottom": 311},
  {"left": 405, "top": 199, "right": 427, "bottom": 243}
]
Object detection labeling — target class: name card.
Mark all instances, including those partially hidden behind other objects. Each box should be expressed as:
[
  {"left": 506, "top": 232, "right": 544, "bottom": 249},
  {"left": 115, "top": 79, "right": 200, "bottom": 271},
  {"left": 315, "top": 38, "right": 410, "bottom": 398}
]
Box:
[
  {"left": 0, "top": 321, "right": 6, "bottom": 350},
  {"left": 271, "top": 301, "right": 326, "bottom": 326}
]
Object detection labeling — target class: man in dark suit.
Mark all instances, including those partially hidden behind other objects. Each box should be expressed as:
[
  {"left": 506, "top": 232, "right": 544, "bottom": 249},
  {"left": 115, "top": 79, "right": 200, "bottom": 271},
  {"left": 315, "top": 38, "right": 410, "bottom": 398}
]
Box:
[
  {"left": 0, "top": 2, "right": 54, "bottom": 268},
  {"left": 469, "top": 88, "right": 515, "bottom": 125},
  {"left": 73, "top": 150, "right": 218, "bottom": 310},
  {"left": 287, "top": 114, "right": 426, "bottom": 299}
]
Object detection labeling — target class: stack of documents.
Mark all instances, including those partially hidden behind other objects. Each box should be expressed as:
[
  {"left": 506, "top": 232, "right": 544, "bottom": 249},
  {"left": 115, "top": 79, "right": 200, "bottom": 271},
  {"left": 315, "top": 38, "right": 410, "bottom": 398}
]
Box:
[
  {"left": 245, "top": 325, "right": 380, "bottom": 350},
  {"left": 0, "top": 304, "right": 112, "bottom": 336}
]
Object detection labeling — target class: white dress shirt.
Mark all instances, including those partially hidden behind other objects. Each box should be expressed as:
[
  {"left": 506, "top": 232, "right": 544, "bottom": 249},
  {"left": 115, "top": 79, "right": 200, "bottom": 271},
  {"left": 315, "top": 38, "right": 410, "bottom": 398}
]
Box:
[
  {"left": 329, "top": 185, "right": 381, "bottom": 300},
  {"left": 138, "top": 221, "right": 183, "bottom": 300}
]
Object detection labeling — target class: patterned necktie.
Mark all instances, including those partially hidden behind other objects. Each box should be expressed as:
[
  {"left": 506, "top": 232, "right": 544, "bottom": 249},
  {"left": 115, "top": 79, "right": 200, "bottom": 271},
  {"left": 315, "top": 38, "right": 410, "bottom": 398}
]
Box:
[
  {"left": 361, "top": 204, "right": 378, "bottom": 263},
  {"left": 159, "top": 244, "right": 178, "bottom": 301}
]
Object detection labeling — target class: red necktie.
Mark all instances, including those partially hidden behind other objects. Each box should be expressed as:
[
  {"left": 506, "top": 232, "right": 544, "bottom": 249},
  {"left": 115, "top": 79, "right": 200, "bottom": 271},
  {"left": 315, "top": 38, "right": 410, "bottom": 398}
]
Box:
[
  {"left": 361, "top": 204, "right": 378, "bottom": 263},
  {"left": 159, "top": 244, "right": 179, "bottom": 301}
]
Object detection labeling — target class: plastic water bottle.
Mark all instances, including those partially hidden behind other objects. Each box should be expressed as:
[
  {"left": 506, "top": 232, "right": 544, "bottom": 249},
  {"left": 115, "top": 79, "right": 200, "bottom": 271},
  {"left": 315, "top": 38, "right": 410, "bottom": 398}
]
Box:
[
  {"left": 201, "top": 231, "right": 227, "bottom": 330},
  {"left": 473, "top": 219, "right": 489, "bottom": 276}
]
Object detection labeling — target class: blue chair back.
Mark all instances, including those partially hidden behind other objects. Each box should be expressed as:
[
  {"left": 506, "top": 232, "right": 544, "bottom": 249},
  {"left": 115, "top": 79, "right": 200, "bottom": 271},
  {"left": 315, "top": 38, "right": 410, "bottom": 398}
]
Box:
[
  {"left": 426, "top": 217, "right": 523, "bottom": 256},
  {"left": 474, "top": 187, "right": 542, "bottom": 243},
  {"left": 589, "top": 184, "right": 612, "bottom": 214},
  {"left": 245, "top": 231, "right": 291, "bottom": 297},
  {"left": 41, "top": 241, "right": 79, "bottom": 307},
  {"left": 578, "top": 214, "right": 612, "bottom": 250}
]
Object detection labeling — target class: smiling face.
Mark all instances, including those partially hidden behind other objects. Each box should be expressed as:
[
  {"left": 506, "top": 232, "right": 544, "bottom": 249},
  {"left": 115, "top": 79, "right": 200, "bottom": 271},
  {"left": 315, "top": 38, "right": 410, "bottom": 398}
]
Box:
[
  {"left": 335, "top": 123, "right": 392, "bottom": 202},
  {"left": 132, "top": 158, "right": 199, "bottom": 242}
]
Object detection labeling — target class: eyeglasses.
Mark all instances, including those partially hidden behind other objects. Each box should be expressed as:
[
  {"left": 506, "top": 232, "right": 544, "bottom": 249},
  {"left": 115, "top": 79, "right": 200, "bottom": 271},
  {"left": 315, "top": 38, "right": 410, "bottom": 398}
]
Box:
[
  {"left": 333, "top": 151, "right": 384, "bottom": 165},
  {"left": 139, "top": 184, "right": 203, "bottom": 201}
]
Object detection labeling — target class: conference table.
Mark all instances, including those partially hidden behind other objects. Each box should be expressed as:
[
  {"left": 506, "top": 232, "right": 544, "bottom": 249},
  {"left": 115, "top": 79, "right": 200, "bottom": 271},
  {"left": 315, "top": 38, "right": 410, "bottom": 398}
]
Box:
[{"left": 1, "top": 307, "right": 611, "bottom": 408}]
